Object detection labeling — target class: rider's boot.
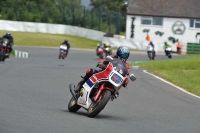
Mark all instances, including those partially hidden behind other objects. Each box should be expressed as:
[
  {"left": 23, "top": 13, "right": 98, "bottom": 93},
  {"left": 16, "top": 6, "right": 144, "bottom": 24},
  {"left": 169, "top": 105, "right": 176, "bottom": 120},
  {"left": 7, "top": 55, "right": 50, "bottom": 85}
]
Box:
[
  {"left": 74, "top": 69, "right": 97, "bottom": 93},
  {"left": 74, "top": 77, "right": 87, "bottom": 93}
]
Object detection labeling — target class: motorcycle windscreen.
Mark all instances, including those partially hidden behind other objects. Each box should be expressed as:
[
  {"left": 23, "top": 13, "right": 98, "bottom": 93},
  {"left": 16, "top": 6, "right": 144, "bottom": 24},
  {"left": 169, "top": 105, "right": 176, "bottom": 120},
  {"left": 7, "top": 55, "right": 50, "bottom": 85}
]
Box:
[{"left": 111, "top": 58, "right": 127, "bottom": 77}]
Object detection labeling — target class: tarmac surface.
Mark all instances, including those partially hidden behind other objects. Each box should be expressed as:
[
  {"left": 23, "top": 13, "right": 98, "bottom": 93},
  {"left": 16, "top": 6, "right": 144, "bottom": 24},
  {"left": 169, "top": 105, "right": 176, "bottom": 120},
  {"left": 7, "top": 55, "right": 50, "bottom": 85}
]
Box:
[{"left": 0, "top": 46, "right": 199, "bottom": 133}]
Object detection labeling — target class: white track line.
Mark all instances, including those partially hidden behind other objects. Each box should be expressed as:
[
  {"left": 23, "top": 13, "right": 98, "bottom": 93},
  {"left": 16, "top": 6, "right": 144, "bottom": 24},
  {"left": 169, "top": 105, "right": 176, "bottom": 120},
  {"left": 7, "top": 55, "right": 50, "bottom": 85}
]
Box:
[{"left": 143, "top": 70, "right": 200, "bottom": 99}]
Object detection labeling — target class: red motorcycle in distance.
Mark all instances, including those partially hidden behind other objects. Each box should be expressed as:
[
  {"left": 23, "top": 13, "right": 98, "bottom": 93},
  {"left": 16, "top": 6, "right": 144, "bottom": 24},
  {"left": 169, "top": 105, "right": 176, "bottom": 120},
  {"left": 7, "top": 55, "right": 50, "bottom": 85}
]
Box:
[
  {"left": 0, "top": 38, "right": 10, "bottom": 62},
  {"left": 96, "top": 47, "right": 105, "bottom": 59}
]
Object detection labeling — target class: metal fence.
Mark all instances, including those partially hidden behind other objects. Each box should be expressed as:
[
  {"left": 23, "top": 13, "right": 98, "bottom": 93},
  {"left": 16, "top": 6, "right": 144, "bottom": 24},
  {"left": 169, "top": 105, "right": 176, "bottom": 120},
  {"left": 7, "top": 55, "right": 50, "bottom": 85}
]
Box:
[
  {"left": 0, "top": 1, "right": 121, "bottom": 34},
  {"left": 58, "top": 6, "right": 121, "bottom": 34},
  {"left": 187, "top": 43, "right": 200, "bottom": 54}
]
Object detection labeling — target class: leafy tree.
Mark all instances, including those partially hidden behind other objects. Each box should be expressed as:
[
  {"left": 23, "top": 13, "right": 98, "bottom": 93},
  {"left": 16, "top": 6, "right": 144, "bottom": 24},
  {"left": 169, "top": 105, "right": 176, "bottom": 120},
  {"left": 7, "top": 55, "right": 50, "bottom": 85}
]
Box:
[
  {"left": 90, "top": 0, "right": 128, "bottom": 32},
  {"left": 0, "top": 0, "right": 123, "bottom": 33}
]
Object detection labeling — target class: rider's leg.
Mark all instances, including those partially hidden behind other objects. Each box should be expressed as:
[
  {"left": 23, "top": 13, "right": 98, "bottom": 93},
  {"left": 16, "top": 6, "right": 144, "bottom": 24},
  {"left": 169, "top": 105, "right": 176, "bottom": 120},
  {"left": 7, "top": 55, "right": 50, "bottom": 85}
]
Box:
[
  {"left": 74, "top": 69, "right": 98, "bottom": 92},
  {"left": 165, "top": 50, "right": 167, "bottom": 55}
]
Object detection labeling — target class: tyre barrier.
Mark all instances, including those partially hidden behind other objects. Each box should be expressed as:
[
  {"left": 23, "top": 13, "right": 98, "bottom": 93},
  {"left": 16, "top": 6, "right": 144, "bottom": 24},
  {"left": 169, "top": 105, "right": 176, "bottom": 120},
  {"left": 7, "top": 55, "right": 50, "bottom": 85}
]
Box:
[{"left": 15, "top": 50, "right": 29, "bottom": 58}]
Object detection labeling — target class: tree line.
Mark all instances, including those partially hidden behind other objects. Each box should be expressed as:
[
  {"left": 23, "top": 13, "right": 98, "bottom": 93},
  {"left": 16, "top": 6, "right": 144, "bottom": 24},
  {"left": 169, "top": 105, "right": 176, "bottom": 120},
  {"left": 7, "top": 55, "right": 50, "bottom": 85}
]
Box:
[{"left": 0, "top": 0, "right": 127, "bottom": 34}]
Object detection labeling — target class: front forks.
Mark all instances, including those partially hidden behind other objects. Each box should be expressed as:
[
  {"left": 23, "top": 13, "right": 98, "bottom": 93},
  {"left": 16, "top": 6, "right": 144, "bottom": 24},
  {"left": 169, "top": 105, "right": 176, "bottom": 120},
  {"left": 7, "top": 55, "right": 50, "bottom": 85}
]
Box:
[{"left": 93, "top": 83, "right": 112, "bottom": 102}]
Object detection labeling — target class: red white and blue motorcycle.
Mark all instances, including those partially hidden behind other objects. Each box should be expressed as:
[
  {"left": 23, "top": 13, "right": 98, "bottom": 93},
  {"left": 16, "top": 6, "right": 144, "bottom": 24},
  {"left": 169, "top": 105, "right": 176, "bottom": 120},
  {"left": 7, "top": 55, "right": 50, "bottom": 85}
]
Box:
[{"left": 68, "top": 56, "right": 136, "bottom": 118}]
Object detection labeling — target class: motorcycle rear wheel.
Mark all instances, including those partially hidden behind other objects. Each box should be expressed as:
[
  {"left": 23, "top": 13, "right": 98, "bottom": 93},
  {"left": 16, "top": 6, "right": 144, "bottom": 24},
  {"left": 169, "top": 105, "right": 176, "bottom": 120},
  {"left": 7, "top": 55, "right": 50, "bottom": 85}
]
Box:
[
  {"left": 68, "top": 96, "right": 81, "bottom": 112},
  {"left": 87, "top": 90, "right": 111, "bottom": 118},
  {"left": 0, "top": 51, "right": 5, "bottom": 62},
  {"left": 59, "top": 52, "right": 62, "bottom": 59}
]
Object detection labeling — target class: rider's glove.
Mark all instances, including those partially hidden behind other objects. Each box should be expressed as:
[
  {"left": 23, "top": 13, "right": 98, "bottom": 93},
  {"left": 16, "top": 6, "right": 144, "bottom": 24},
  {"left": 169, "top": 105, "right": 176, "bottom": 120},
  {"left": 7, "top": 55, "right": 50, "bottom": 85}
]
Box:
[
  {"left": 115, "top": 92, "right": 119, "bottom": 98},
  {"left": 111, "top": 92, "right": 119, "bottom": 101},
  {"left": 123, "top": 83, "right": 127, "bottom": 88}
]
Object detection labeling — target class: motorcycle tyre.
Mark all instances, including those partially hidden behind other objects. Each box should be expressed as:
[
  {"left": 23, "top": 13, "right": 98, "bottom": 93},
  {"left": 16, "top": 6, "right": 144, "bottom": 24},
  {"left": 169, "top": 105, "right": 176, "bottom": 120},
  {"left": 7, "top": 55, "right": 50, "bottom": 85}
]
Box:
[
  {"left": 0, "top": 51, "right": 5, "bottom": 62},
  {"left": 59, "top": 52, "right": 62, "bottom": 59},
  {"left": 99, "top": 53, "right": 103, "bottom": 59},
  {"left": 87, "top": 90, "right": 111, "bottom": 118},
  {"left": 68, "top": 96, "right": 81, "bottom": 112},
  {"left": 110, "top": 50, "right": 112, "bottom": 55},
  {"left": 148, "top": 52, "right": 153, "bottom": 60}
]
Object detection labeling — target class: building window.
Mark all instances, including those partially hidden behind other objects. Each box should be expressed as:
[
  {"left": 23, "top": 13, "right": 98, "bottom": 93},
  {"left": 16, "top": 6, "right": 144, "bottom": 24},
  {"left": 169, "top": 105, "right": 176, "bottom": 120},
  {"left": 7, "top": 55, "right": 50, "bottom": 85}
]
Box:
[
  {"left": 141, "top": 17, "right": 163, "bottom": 26},
  {"left": 190, "top": 19, "right": 200, "bottom": 28}
]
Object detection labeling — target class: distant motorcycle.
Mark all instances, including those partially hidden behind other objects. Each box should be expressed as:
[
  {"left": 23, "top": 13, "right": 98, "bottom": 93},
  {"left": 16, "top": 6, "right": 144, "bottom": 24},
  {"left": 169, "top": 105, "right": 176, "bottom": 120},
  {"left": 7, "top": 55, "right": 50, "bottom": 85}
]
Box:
[
  {"left": 146, "top": 45, "right": 155, "bottom": 60},
  {"left": 104, "top": 47, "right": 112, "bottom": 57},
  {"left": 0, "top": 38, "right": 10, "bottom": 62},
  {"left": 165, "top": 47, "right": 172, "bottom": 58},
  {"left": 59, "top": 44, "right": 68, "bottom": 59},
  {"left": 96, "top": 47, "right": 104, "bottom": 59}
]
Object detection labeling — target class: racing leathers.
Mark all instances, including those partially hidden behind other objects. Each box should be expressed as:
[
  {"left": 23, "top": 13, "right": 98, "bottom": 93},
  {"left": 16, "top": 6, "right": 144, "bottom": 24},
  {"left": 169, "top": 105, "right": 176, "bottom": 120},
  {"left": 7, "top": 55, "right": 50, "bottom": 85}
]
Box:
[
  {"left": 74, "top": 55, "right": 130, "bottom": 94},
  {"left": 2, "top": 34, "right": 14, "bottom": 56}
]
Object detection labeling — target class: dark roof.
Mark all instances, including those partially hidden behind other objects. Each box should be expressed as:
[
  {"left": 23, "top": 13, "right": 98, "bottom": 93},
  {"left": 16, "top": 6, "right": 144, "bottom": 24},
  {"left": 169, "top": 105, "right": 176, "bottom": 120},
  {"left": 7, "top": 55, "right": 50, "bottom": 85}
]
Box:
[{"left": 127, "top": 0, "right": 200, "bottom": 19}]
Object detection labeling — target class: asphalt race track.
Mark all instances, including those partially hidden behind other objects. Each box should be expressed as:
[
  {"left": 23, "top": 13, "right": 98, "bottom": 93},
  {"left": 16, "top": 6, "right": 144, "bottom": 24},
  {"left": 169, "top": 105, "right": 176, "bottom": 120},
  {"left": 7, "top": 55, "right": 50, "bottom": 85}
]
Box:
[{"left": 0, "top": 47, "right": 200, "bottom": 133}]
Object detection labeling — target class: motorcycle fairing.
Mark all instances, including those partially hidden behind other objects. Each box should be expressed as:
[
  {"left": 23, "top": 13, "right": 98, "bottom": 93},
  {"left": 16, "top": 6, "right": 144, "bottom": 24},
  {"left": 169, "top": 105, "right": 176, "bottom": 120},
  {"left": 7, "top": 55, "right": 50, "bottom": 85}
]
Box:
[
  {"left": 166, "top": 47, "right": 172, "bottom": 51},
  {"left": 147, "top": 45, "right": 153, "bottom": 51},
  {"left": 97, "top": 48, "right": 104, "bottom": 54},
  {"left": 60, "top": 45, "right": 68, "bottom": 53},
  {"left": 77, "top": 63, "right": 126, "bottom": 109}
]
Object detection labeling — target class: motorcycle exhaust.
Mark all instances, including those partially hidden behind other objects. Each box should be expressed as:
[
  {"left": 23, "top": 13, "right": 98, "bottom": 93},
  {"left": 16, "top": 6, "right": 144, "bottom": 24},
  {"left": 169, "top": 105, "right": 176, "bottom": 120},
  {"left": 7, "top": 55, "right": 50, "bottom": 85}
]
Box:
[{"left": 69, "top": 84, "right": 78, "bottom": 101}]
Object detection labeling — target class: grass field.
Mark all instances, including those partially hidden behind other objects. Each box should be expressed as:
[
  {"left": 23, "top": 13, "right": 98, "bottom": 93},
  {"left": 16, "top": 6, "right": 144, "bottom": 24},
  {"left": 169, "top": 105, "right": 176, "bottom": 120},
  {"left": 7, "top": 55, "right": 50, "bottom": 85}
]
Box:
[
  {"left": 0, "top": 30, "right": 101, "bottom": 49},
  {"left": 131, "top": 55, "right": 200, "bottom": 96}
]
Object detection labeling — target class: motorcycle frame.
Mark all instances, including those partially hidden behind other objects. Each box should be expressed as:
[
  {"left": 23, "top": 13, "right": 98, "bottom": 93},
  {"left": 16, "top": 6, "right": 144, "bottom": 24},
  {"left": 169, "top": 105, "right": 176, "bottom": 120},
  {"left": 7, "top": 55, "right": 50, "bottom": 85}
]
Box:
[{"left": 77, "top": 63, "right": 128, "bottom": 109}]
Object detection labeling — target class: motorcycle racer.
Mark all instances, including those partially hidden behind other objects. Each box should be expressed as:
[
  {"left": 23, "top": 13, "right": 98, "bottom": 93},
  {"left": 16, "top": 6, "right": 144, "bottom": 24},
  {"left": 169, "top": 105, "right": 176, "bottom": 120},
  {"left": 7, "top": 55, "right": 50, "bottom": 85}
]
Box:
[
  {"left": 61, "top": 39, "right": 70, "bottom": 50},
  {"left": 96, "top": 43, "right": 103, "bottom": 56},
  {"left": 2, "top": 31, "right": 14, "bottom": 58},
  {"left": 74, "top": 46, "right": 131, "bottom": 98},
  {"left": 163, "top": 42, "right": 172, "bottom": 56}
]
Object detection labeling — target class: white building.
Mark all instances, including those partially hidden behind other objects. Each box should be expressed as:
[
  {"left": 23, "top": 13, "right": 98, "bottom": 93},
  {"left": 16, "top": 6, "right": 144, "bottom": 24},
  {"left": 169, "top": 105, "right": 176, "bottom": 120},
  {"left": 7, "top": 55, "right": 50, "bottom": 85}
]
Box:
[{"left": 125, "top": 0, "right": 200, "bottom": 52}]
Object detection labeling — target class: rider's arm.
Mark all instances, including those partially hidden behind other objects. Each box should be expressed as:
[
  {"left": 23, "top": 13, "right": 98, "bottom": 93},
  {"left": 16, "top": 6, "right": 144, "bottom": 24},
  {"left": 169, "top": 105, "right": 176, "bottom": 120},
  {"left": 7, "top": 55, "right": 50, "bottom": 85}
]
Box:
[
  {"left": 125, "top": 62, "right": 130, "bottom": 76},
  {"left": 163, "top": 45, "right": 166, "bottom": 50},
  {"left": 11, "top": 36, "right": 14, "bottom": 45}
]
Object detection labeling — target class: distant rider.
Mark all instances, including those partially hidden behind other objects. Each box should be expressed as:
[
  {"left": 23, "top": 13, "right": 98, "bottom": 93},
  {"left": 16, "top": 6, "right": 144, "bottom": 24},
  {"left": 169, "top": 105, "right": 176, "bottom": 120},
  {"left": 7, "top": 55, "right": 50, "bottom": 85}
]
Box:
[
  {"left": 61, "top": 39, "right": 70, "bottom": 50},
  {"left": 2, "top": 31, "right": 14, "bottom": 57},
  {"left": 103, "top": 42, "right": 112, "bottom": 55},
  {"left": 103, "top": 42, "right": 111, "bottom": 49},
  {"left": 163, "top": 42, "right": 172, "bottom": 55},
  {"left": 147, "top": 41, "right": 156, "bottom": 57},
  {"left": 74, "top": 46, "right": 131, "bottom": 98},
  {"left": 96, "top": 43, "right": 103, "bottom": 56}
]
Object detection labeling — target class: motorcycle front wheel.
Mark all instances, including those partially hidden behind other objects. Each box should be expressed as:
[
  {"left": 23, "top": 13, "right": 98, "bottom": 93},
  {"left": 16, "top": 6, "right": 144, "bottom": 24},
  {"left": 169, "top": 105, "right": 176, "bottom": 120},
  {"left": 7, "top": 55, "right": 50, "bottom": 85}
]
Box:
[
  {"left": 148, "top": 52, "right": 153, "bottom": 60},
  {"left": 87, "top": 90, "right": 111, "bottom": 118},
  {"left": 68, "top": 96, "right": 81, "bottom": 112}
]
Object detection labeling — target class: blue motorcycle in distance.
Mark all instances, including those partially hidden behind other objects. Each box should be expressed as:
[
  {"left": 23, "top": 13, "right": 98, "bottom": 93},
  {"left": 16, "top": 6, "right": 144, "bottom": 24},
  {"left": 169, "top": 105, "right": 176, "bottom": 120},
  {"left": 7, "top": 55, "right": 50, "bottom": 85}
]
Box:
[{"left": 165, "top": 47, "right": 172, "bottom": 58}]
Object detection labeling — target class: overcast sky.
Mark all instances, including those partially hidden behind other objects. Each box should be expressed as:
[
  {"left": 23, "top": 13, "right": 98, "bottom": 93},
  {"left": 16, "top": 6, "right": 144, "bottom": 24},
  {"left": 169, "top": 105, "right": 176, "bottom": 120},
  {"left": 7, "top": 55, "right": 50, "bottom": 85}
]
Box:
[{"left": 81, "top": 0, "right": 90, "bottom": 7}]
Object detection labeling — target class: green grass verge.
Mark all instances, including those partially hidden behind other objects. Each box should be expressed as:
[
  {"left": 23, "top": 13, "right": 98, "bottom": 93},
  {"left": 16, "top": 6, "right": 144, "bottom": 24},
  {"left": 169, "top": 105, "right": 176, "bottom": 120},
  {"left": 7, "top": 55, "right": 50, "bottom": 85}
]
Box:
[
  {"left": 130, "top": 55, "right": 200, "bottom": 96},
  {"left": 0, "top": 30, "right": 101, "bottom": 49},
  {"left": 10, "top": 49, "right": 15, "bottom": 57}
]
